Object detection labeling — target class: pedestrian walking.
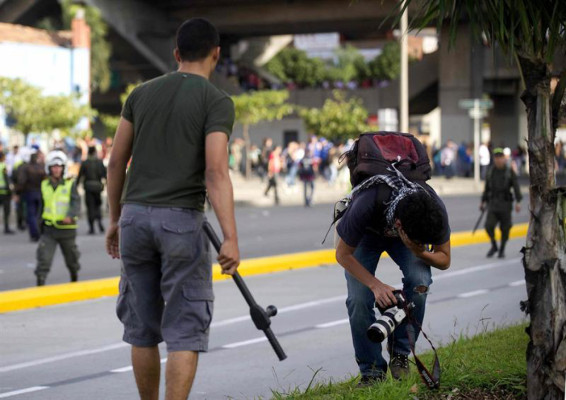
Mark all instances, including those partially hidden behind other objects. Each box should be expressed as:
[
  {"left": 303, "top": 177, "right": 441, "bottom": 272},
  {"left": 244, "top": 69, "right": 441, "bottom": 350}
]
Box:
[
  {"left": 0, "top": 152, "right": 15, "bottom": 234},
  {"left": 264, "top": 146, "right": 281, "bottom": 204},
  {"left": 35, "top": 151, "right": 81, "bottom": 286},
  {"left": 298, "top": 149, "right": 316, "bottom": 207},
  {"left": 77, "top": 146, "right": 107, "bottom": 234},
  {"left": 16, "top": 150, "right": 46, "bottom": 241},
  {"left": 259, "top": 138, "right": 273, "bottom": 181},
  {"left": 479, "top": 142, "right": 491, "bottom": 180},
  {"left": 480, "top": 148, "right": 522, "bottom": 258},
  {"left": 440, "top": 140, "right": 457, "bottom": 179},
  {"left": 105, "top": 18, "right": 240, "bottom": 400}
]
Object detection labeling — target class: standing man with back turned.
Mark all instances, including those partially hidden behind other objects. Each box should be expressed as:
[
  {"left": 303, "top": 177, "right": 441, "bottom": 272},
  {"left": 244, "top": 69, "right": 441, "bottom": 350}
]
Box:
[
  {"left": 106, "top": 18, "right": 240, "bottom": 400},
  {"left": 78, "top": 146, "right": 107, "bottom": 234}
]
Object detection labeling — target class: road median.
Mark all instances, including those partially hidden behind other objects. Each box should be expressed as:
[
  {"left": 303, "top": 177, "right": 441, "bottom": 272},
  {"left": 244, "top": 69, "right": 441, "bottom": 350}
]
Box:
[{"left": 0, "top": 223, "right": 528, "bottom": 313}]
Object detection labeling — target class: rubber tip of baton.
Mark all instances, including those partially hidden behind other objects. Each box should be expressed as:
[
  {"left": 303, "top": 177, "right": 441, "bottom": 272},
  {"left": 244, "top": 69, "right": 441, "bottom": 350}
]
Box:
[{"left": 265, "top": 305, "right": 278, "bottom": 317}]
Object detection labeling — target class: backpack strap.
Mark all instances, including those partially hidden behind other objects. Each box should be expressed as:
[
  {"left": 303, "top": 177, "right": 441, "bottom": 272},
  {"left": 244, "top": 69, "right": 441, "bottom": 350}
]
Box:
[{"left": 321, "top": 163, "right": 426, "bottom": 244}]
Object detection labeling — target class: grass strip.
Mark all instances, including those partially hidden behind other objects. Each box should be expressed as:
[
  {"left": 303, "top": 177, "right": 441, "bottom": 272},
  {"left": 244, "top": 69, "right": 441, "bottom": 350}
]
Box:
[{"left": 271, "top": 323, "right": 527, "bottom": 400}]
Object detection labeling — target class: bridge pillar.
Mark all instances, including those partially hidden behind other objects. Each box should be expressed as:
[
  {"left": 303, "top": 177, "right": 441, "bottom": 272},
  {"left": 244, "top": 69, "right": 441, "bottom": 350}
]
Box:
[{"left": 438, "top": 23, "right": 476, "bottom": 147}]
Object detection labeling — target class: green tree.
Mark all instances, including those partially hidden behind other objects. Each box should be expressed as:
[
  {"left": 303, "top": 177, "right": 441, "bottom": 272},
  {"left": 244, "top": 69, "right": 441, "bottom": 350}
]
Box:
[
  {"left": 61, "top": 0, "right": 112, "bottom": 93},
  {"left": 0, "top": 77, "right": 43, "bottom": 137},
  {"left": 266, "top": 48, "right": 326, "bottom": 87},
  {"left": 232, "top": 90, "right": 293, "bottom": 176},
  {"left": 0, "top": 77, "right": 94, "bottom": 138},
  {"left": 325, "top": 45, "right": 366, "bottom": 83},
  {"left": 299, "top": 91, "right": 369, "bottom": 142},
  {"left": 397, "top": 1, "right": 566, "bottom": 398},
  {"left": 39, "top": 94, "right": 95, "bottom": 137},
  {"left": 368, "top": 41, "right": 401, "bottom": 81},
  {"left": 99, "top": 114, "right": 120, "bottom": 137}
]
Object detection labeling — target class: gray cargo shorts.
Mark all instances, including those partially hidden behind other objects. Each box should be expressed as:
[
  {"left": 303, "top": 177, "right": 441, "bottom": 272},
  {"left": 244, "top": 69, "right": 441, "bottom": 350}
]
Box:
[{"left": 116, "top": 204, "right": 213, "bottom": 352}]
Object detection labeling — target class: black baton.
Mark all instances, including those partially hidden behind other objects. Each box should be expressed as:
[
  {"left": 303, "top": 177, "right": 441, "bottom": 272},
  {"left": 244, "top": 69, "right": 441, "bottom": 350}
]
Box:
[
  {"left": 472, "top": 208, "right": 486, "bottom": 235},
  {"left": 202, "top": 221, "right": 287, "bottom": 361}
]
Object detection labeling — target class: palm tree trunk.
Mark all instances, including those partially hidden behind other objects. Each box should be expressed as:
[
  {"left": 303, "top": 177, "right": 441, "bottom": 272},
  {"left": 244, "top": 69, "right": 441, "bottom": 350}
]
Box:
[{"left": 519, "top": 56, "right": 566, "bottom": 400}]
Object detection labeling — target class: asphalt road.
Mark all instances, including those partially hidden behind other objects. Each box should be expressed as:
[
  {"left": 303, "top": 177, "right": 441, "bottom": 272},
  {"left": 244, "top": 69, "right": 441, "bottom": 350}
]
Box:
[
  {"left": 0, "top": 194, "right": 529, "bottom": 291},
  {"left": 0, "top": 237, "right": 528, "bottom": 399}
]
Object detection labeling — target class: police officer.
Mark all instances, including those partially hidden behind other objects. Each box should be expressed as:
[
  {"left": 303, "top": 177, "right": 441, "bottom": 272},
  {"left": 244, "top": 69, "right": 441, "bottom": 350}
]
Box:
[
  {"left": 0, "top": 152, "right": 15, "bottom": 234},
  {"left": 35, "top": 150, "right": 81, "bottom": 286},
  {"left": 480, "top": 148, "right": 522, "bottom": 258}
]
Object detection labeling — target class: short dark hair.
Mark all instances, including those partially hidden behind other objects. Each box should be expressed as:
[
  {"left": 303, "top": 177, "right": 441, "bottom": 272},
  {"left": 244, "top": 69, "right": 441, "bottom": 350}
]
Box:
[
  {"left": 397, "top": 191, "right": 446, "bottom": 245},
  {"left": 88, "top": 146, "right": 96, "bottom": 156},
  {"left": 176, "top": 18, "right": 220, "bottom": 62}
]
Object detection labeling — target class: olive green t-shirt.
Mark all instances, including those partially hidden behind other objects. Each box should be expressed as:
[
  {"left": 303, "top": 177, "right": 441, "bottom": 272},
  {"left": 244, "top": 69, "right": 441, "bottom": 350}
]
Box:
[{"left": 121, "top": 72, "right": 235, "bottom": 211}]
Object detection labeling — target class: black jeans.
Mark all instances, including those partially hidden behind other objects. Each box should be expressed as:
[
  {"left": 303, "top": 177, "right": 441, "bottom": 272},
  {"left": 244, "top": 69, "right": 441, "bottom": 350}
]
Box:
[
  {"left": 85, "top": 190, "right": 103, "bottom": 230},
  {"left": 0, "top": 194, "right": 11, "bottom": 231},
  {"left": 264, "top": 176, "right": 279, "bottom": 204}
]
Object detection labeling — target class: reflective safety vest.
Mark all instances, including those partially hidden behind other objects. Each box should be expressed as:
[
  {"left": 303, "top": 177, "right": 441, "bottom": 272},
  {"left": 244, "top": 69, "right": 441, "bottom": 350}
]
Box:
[
  {"left": 0, "top": 162, "right": 8, "bottom": 195},
  {"left": 41, "top": 179, "right": 77, "bottom": 229}
]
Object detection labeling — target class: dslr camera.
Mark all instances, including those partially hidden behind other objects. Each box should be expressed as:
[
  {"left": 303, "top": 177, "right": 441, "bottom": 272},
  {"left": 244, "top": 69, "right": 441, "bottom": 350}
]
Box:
[{"left": 367, "top": 290, "right": 414, "bottom": 343}]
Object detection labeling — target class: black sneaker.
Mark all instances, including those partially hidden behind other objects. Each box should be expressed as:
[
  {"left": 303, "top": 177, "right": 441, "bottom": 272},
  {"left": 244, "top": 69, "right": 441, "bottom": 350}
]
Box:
[
  {"left": 37, "top": 276, "right": 46, "bottom": 286},
  {"left": 498, "top": 250, "right": 505, "bottom": 258},
  {"left": 486, "top": 246, "right": 498, "bottom": 258},
  {"left": 356, "top": 373, "right": 385, "bottom": 388},
  {"left": 389, "top": 353, "right": 409, "bottom": 380}
]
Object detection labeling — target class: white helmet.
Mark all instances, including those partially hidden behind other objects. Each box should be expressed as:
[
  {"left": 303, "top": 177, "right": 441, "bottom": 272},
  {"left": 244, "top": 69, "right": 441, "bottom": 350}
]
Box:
[{"left": 45, "top": 150, "right": 68, "bottom": 175}]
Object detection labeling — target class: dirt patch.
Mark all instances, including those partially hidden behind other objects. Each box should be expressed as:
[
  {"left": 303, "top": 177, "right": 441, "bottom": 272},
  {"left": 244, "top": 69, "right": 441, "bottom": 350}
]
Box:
[{"left": 428, "top": 387, "right": 526, "bottom": 400}]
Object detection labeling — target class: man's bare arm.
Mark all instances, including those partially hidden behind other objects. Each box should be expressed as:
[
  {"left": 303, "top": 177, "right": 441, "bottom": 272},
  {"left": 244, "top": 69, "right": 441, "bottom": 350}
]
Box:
[
  {"left": 398, "top": 228, "right": 451, "bottom": 270},
  {"left": 205, "top": 132, "right": 239, "bottom": 275},
  {"left": 105, "top": 118, "right": 134, "bottom": 258},
  {"left": 419, "top": 240, "right": 451, "bottom": 270}
]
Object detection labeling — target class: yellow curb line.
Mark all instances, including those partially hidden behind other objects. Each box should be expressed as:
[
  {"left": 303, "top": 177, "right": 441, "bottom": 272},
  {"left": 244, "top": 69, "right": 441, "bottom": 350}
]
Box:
[{"left": 0, "top": 223, "right": 529, "bottom": 313}]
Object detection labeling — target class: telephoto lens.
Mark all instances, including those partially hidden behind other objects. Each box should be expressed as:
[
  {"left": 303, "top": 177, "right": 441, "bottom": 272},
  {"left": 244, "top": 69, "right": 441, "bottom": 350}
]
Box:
[
  {"left": 367, "top": 306, "right": 407, "bottom": 342},
  {"left": 366, "top": 291, "right": 414, "bottom": 343}
]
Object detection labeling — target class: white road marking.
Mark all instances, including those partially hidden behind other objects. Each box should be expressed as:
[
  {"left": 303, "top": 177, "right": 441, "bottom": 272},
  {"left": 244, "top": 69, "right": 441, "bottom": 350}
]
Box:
[
  {"left": 458, "top": 289, "right": 489, "bottom": 298},
  {"left": 315, "top": 319, "right": 349, "bottom": 329},
  {"left": 433, "top": 258, "right": 520, "bottom": 282},
  {"left": 0, "top": 259, "right": 520, "bottom": 373},
  {"left": 0, "top": 343, "right": 128, "bottom": 373},
  {"left": 509, "top": 280, "right": 526, "bottom": 287},
  {"left": 110, "top": 366, "right": 133, "bottom": 373},
  {"left": 211, "top": 315, "right": 251, "bottom": 328},
  {"left": 222, "top": 337, "right": 268, "bottom": 349},
  {"left": 211, "top": 295, "right": 347, "bottom": 328},
  {"left": 0, "top": 386, "right": 49, "bottom": 398}
]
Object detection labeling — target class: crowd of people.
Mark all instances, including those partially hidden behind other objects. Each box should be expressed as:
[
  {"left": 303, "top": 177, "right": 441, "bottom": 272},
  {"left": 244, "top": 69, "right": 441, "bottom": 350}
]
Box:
[
  {"left": 431, "top": 140, "right": 526, "bottom": 179},
  {"left": 228, "top": 135, "right": 354, "bottom": 206},
  {"left": 432, "top": 138, "right": 566, "bottom": 179}
]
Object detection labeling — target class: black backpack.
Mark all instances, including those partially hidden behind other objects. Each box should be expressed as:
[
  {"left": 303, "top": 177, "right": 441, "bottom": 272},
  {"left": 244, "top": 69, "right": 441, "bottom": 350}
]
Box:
[{"left": 342, "top": 131, "right": 431, "bottom": 187}]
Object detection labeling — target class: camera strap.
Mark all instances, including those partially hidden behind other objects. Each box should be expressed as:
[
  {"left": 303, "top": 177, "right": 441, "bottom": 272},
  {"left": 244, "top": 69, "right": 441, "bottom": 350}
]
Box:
[{"left": 406, "top": 307, "right": 441, "bottom": 390}]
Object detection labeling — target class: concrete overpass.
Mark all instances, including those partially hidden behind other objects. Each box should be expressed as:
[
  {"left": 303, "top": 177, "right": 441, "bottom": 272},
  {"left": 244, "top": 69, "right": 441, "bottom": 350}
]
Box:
[{"left": 0, "top": 0, "right": 529, "bottom": 148}]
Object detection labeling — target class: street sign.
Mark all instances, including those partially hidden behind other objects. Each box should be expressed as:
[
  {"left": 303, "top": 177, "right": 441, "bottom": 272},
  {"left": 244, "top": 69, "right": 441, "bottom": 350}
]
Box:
[
  {"left": 458, "top": 98, "right": 493, "bottom": 188},
  {"left": 458, "top": 99, "right": 494, "bottom": 110},
  {"left": 468, "top": 108, "right": 487, "bottom": 119}
]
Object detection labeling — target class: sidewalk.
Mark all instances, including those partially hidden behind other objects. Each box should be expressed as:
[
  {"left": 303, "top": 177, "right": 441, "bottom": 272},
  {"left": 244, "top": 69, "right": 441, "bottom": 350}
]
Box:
[{"left": 230, "top": 173, "right": 529, "bottom": 208}]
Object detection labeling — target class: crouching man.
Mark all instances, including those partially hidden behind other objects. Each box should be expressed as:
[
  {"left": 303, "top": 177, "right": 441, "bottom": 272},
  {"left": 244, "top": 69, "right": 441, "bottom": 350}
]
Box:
[{"left": 335, "top": 178, "right": 451, "bottom": 386}]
